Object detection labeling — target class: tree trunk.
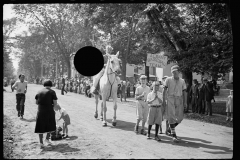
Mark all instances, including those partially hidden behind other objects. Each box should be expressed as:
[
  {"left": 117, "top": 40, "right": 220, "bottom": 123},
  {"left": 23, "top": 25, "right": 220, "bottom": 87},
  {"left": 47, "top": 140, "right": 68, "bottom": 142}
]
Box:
[
  {"left": 182, "top": 71, "right": 192, "bottom": 86},
  {"left": 121, "top": 56, "right": 127, "bottom": 81},
  {"left": 66, "top": 60, "right": 71, "bottom": 79},
  {"left": 61, "top": 63, "right": 64, "bottom": 77},
  {"left": 145, "top": 62, "right": 150, "bottom": 82}
]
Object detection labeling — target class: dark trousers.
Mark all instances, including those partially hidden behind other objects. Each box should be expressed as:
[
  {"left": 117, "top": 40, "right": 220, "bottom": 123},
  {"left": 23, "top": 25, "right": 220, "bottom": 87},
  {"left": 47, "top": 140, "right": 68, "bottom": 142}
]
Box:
[
  {"left": 191, "top": 96, "right": 198, "bottom": 113},
  {"left": 127, "top": 87, "right": 130, "bottom": 97},
  {"left": 16, "top": 94, "right": 25, "bottom": 116},
  {"left": 133, "top": 87, "right": 136, "bottom": 96},
  {"left": 198, "top": 99, "right": 205, "bottom": 114},
  {"left": 205, "top": 101, "right": 212, "bottom": 115},
  {"left": 61, "top": 84, "right": 67, "bottom": 95}
]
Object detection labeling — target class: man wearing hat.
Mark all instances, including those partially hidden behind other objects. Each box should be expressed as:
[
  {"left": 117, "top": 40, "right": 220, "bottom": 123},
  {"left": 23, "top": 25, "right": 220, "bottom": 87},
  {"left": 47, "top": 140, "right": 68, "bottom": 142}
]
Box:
[
  {"left": 134, "top": 75, "right": 151, "bottom": 135},
  {"left": 162, "top": 65, "right": 187, "bottom": 143},
  {"left": 146, "top": 81, "right": 163, "bottom": 141},
  {"left": 189, "top": 79, "right": 199, "bottom": 113}
]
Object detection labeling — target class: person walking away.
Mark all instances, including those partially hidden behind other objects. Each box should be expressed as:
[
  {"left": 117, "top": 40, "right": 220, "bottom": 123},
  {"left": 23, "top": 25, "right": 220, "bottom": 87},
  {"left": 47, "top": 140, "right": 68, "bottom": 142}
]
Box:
[
  {"left": 226, "top": 90, "right": 233, "bottom": 121},
  {"left": 134, "top": 75, "right": 150, "bottom": 135},
  {"left": 189, "top": 79, "right": 199, "bottom": 113},
  {"left": 162, "top": 65, "right": 187, "bottom": 143},
  {"left": 117, "top": 82, "right": 122, "bottom": 99},
  {"left": 203, "top": 78, "right": 213, "bottom": 116},
  {"left": 121, "top": 81, "right": 127, "bottom": 102},
  {"left": 10, "top": 78, "right": 15, "bottom": 92},
  {"left": 133, "top": 82, "right": 137, "bottom": 96},
  {"left": 54, "top": 103, "right": 71, "bottom": 138},
  {"left": 35, "top": 79, "right": 58, "bottom": 148},
  {"left": 127, "top": 80, "right": 131, "bottom": 97},
  {"left": 146, "top": 81, "right": 163, "bottom": 141},
  {"left": 61, "top": 76, "right": 67, "bottom": 95},
  {"left": 12, "top": 74, "right": 28, "bottom": 119},
  {"left": 197, "top": 80, "right": 205, "bottom": 114}
]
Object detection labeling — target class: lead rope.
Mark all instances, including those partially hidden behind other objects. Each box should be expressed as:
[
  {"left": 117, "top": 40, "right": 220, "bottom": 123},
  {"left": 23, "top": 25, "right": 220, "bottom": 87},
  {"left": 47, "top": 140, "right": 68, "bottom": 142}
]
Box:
[{"left": 107, "top": 67, "right": 116, "bottom": 100}]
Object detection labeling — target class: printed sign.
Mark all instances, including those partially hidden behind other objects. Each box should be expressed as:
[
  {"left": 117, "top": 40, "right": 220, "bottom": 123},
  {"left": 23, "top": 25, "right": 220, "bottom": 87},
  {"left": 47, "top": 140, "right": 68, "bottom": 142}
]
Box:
[{"left": 146, "top": 53, "right": 168, "bottom": 68}]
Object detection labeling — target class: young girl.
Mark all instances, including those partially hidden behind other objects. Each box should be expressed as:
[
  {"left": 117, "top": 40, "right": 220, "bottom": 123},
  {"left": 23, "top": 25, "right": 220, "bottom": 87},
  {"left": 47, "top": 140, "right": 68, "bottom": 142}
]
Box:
[
  {"left": 226, "top": 90, "right": 233, "bottom": 122},
  {"left": 54, "top": 103, "right": 71, "bottom": 138}
]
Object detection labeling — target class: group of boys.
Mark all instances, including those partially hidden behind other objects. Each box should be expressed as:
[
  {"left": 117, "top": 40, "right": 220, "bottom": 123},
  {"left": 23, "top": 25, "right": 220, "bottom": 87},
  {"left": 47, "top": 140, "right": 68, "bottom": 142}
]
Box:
[{"left": 134, "top": 65, "right": 187, "bottom": 143}]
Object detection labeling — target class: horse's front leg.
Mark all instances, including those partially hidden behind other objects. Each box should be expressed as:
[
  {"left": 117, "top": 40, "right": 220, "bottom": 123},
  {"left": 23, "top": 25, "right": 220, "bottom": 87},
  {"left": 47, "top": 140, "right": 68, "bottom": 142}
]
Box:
[
  {"left": 94, "top": 95, "right": 98, "bottom": 119},
  {"left": 102, "top": 99, "right": 107, "bottom": 127},
  {"left": 112, "top": 96, "right": 117, "bottom": 126},
  {"left": 100, "top": 101, "right": 103, "bottom": 121}
]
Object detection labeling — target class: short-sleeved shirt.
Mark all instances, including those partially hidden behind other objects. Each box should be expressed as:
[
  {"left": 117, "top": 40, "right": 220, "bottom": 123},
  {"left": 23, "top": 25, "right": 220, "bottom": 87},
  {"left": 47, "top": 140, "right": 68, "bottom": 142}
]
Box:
[
  {"left": 147, "top": 91, "right": 163, "bottom": 105},
  {"left": 165, "top": 76, "right": 186, "bottom": 97},
  {"left": 12, "top": 80, "right": 28, "bottom": 94},
  {"left": 35, "top": 88, "right": 58, "bottom": 106},
  {"left": 59, "top": 108, "right": 68, "bottom": 116},
  {"left": 135, "top": 85, "right": 150, "bottom": 101}
]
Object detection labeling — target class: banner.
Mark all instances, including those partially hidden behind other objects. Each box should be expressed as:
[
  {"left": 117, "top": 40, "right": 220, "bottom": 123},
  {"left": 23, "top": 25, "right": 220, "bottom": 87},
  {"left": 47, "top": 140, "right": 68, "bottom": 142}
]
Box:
[{"left": 146, "top": 53, "right": 168, "bottom": 68}]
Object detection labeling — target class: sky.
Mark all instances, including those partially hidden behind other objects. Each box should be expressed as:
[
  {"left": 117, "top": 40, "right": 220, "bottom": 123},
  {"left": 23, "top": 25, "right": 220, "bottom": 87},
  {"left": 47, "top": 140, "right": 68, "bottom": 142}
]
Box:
[{"left": 3, "top": 4, "right": 29, "bottom": 71}]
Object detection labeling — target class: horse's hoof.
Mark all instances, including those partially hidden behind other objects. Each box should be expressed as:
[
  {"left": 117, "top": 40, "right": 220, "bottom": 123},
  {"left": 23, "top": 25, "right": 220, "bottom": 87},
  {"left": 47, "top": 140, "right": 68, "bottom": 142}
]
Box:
[
  {"left": 112, "top": 122, "right": 117, "bottom": 126},
  {"left": 102, "top": 122, "right": 107, "bottom": 127},
  {"left": 94, "top": 113, "right": 98, "bottom": 119}
]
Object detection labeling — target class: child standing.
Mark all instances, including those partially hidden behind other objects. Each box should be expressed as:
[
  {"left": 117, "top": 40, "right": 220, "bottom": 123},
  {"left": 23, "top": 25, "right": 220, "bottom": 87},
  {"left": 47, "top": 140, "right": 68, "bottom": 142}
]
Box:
[
  {"left": 146, "top": 81, "right": 163, "bottom": 141},
  {"left": 54, "top": 103, "right": 71, "bottom": 138},
  {"left": 226, "top": 90, "right": 233, "bottom": 122}
]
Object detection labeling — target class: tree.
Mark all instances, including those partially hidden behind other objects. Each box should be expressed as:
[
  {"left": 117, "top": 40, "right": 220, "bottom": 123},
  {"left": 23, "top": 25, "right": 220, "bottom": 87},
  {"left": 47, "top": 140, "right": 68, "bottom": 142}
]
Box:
[
  {"left": 3, "top": 18, "right": 17, "bottom": 75},
  {"left": 145, "top": 3, "right": 232, "bottom": 84},
  {"left": 13, "top": 4, "right": 93, "bottom": 78}
]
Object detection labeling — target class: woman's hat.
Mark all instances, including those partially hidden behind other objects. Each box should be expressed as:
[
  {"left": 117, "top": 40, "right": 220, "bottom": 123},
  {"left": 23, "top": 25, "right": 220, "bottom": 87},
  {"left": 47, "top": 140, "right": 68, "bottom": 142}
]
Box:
[{"left": 171, "top": 65, "right": 179, "bottom": 73}]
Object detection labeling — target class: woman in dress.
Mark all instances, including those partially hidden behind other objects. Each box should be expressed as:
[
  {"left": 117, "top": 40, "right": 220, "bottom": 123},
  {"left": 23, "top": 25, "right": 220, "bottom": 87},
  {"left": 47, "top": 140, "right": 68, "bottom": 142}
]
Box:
[{"left": 35, "top": 79, "right": 58, "bottom": 148}]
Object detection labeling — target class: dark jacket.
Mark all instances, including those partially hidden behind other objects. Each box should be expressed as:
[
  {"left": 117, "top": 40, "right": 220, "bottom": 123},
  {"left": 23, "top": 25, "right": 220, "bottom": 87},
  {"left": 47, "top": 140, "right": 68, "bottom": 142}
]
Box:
[
  {"left": 189, "top": 84, "right": 199, "bottom": 100},
  {"left": 197, "top": 84, "right": 205, "bottom": 100},
  {"left": 203, "top": 82, "right": 214, "bottom": 102}
]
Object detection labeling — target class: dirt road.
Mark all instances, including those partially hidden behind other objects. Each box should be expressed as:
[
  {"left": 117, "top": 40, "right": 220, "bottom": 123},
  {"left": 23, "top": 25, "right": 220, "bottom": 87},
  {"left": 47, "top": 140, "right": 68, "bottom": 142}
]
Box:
[{"left": 4, "top": 84, "right": 233, "bottom": 159}]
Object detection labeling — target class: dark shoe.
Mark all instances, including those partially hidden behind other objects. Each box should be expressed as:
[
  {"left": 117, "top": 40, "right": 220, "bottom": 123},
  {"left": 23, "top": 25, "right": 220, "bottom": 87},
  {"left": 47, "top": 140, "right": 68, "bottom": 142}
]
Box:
[
  {"left": 154, "top": 136, "right": 161, "bottom": 141},
  {"left": 18, "top": 112, "right": 20, "bottom": 117}
]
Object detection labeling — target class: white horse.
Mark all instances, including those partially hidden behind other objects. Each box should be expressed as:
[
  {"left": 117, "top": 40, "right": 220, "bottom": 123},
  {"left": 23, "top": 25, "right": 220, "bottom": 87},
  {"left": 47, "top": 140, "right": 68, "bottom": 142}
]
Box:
[{"left": 94, "top": 51, "right": 121, "bottom": 126}]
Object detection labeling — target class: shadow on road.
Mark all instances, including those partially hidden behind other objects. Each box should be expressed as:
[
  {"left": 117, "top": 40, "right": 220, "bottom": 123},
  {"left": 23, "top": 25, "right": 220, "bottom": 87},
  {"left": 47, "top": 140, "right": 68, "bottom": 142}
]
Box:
[
  {"left": 172, "top": 139, "right": 232, "bottom": 154},
  {"left": 20, "top": 118, "right": 36, "bottom": 122},
  {"left": 178, "top": 136, "right": 212, "bottom": 144},
  {"left": 106, "top": 119, "right": 136, "bottom": 132},
  {"left": 41, "top": 143, "right": 80, "bottom": 153}
]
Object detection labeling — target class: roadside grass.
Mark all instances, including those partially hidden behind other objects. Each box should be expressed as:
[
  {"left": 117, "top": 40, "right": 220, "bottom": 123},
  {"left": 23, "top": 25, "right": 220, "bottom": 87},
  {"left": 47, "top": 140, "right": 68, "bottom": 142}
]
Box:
[{"left": 3, "top": 114, "right": 15, "bottom": 159}]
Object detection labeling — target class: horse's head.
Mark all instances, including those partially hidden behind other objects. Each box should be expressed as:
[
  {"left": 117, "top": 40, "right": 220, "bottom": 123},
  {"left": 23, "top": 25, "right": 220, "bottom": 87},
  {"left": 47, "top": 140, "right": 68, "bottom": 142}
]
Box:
[{"left": 106, "top": 51, "right": 121, "bottom": 74}]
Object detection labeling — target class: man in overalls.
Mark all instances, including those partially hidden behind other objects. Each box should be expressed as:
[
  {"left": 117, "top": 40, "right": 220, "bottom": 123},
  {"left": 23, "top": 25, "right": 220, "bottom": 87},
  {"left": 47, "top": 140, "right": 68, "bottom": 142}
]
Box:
[{"left": 163, "top": 65, "right": 187, "bottom": 143}]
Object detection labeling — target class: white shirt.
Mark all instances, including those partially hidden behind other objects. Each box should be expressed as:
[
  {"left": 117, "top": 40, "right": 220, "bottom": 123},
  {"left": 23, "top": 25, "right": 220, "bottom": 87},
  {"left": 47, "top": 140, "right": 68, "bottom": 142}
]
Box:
[
  {"left": 147, "top": 91, "right": 163, "bottom": 105},
  {"left": 12, "top": 80, "right": 28, "bottom": 94},
  {"left": 135, "top": 85, "right": 150, "bottom": 101}
]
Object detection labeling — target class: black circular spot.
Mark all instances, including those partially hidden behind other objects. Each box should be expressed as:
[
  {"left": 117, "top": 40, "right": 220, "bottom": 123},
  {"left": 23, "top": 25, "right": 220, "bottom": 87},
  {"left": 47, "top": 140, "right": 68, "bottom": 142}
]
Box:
[{"left": 74, "top": 46, "right": 104, "bottom": 77}]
